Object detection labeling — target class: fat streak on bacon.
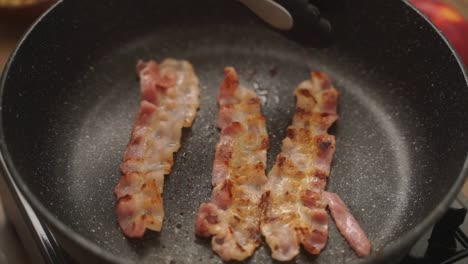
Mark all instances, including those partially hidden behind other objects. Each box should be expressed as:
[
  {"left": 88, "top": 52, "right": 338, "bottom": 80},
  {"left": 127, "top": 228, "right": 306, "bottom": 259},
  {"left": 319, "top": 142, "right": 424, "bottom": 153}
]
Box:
[
  {"left": 195, "top": 67, "right": 268, "bottom": 261},
  {"left": 260, "top": 72, "right": 339, "bottom": 261},
  {"left": 324, "top": 191, "right": 372, "bottom": 257},
  {"left": 114, "top": 59, "right": 200, "bottom": 237}
]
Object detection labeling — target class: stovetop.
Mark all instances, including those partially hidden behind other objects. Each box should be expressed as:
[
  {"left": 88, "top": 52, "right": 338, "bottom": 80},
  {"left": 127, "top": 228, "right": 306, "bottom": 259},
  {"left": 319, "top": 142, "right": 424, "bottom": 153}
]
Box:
[{"left": 400, "top": 194, "right": 468, "bottom": 264}]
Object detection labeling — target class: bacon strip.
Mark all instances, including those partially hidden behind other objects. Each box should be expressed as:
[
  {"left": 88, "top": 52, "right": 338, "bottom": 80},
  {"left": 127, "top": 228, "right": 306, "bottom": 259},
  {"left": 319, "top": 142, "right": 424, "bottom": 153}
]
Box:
[
  {"left": 324, "top": 192, "right": 371, "bottom": 257},
  {"left": 114, "top": 59, "right": 200, "bottom": 237},
  {"left": 195, "top": 67, "right": 268, "bottom": 261},
  {"left": 260, "top": 72, "right": 339, "bottom": 261}
]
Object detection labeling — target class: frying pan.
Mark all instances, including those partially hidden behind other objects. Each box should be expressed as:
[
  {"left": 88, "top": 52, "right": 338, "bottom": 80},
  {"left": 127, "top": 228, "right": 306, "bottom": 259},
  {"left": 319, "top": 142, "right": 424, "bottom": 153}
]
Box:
[{"left": 1, "top": 0, "right": 468, "bottom": 263}]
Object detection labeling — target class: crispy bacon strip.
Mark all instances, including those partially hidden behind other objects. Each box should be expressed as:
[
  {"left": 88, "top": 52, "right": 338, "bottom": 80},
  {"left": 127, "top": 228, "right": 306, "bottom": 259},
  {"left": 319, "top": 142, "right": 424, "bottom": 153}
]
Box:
[
  {"left": 114, "top": 59, "right": 200, "bottom": 237},
  {"left": 324, "top": 192, "right": 371, "bottom": 257},
  {"left": 195, "top": 67, "right": 268, "bottom": 261},
  {"left": 260, "top": 72, "right": 339, "bottom": 261}
]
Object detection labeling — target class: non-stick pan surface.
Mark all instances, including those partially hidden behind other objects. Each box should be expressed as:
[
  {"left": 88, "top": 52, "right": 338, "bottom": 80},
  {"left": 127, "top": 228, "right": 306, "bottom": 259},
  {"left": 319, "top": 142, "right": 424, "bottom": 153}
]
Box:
[{"left": 1, "top": 0, "right": 468, "bottom": 263}]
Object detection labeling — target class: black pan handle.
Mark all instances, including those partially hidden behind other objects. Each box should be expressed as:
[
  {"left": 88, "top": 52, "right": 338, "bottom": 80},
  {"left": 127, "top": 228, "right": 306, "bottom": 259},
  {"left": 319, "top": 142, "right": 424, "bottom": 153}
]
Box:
[{"left": 275, "top": 0, "right": 332, "bottom": 37}]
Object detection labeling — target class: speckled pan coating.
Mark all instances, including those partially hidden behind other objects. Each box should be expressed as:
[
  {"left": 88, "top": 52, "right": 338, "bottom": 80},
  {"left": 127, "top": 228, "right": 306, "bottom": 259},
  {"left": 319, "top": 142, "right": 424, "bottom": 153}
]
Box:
[{"left": 0, "top": 0, "right": 467, "bottom": 263}]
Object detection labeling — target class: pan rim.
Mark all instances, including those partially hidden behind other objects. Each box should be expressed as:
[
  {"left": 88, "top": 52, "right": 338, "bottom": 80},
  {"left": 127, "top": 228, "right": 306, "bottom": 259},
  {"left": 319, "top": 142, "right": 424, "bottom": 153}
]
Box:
[
  {"left": 0, "top": 1, "right": 126, "bottom": 263},
  {"left": 0, "top": 0, "right": 467, "bottom": 263}
]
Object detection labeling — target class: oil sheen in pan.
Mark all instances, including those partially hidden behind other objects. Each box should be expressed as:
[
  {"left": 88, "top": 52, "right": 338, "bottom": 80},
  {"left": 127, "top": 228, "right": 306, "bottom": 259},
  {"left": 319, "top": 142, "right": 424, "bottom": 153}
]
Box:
[{"left": 57, "top": 47, "right": 410, "bottom": 264}]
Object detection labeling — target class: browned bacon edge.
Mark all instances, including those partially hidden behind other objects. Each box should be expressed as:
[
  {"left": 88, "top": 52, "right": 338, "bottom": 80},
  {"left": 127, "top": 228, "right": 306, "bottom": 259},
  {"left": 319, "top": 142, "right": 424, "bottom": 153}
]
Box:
[
  {"left": 195, "top": 67, "right": 268, "bottom": 261},
  {"left": 260, "top": 72, "right": 339, "bottom": 261},
  {"left": 114, "top": 59, "right": 200, "bottom": 237}
]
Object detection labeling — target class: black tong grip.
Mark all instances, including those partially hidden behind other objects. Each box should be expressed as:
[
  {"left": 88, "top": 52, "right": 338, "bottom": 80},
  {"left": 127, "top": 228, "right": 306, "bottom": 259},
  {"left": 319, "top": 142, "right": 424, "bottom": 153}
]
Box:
[{"left": 275, "top": 0, "right": 332, "bottom": 37}]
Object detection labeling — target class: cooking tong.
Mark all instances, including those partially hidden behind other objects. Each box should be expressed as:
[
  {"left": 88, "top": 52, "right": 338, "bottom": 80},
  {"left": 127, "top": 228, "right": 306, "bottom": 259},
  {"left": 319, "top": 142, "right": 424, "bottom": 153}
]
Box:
[{"left": 239, "top": 0, "right": 332, "bottom": 36}]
